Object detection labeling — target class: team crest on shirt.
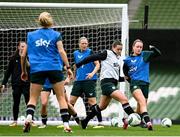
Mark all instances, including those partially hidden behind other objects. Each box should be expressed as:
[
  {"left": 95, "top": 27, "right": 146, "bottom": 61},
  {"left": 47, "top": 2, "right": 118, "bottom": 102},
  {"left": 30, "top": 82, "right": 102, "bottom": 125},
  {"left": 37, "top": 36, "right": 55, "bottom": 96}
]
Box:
[
  {"left": 133, "top": 86, "right": 138, "bottom": 89},
  {"left": 112, "top": 86, "right": 116, "bottom": 90},
  {"left": 113, "top": 63, "right": 119, "bottom": 67},
  {"left": 131, "top": 59, "right": 137, "bottom": 63},
  {"left": 35, "top": 38, "right": 51, "bottom": 48},
  {"left": 78, "top": 55, "right": 83, "bottom": 59},
  {"left": 89, "top": 93, "right": 93, "bottom": 96}
]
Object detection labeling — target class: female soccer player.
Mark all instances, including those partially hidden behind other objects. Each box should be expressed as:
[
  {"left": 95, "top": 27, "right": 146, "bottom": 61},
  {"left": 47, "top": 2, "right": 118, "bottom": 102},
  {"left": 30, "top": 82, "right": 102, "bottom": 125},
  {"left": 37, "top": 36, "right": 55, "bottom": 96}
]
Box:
[
  {"left": 21, "top": 12, "right": 73, "bottom": 133},
  {"left": 123, "top": 39, "right": 161, "bottom": 130},
  {"left": 38, "top": 77, "right": 80, "bottom": 128},
  {"left": 70, "top": 37, "right": 103, "bottom": 127},
  {"left": 76, "top": 40, "right": 135, "bottom": 130}
]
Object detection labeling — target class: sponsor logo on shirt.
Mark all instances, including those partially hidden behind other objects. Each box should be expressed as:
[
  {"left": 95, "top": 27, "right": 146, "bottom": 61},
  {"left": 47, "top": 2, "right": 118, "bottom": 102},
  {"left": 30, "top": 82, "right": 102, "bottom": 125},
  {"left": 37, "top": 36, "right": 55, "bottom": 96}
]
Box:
[
  {"left": 129, "top": 66, "right": 137, "bottom": 72},
  {"left": 35, "top": 38, "right": 51, "bottom": 47}
]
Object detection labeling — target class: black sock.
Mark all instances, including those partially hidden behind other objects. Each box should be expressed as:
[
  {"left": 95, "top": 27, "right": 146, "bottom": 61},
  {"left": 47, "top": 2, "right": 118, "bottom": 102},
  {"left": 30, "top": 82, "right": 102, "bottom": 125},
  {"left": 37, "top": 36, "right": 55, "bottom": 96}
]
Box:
[
  {"left": 60, "top": 109, "right": 69, "bottom": 123},
  {"left": 85, "top": 104, "right": 101, "bottom": 123},
  {"left": 122, "top": 103, "right": 134, "bottom": 115},
  {"left": 141, "top": 112, "right": 151, "bottom": 124},
  {"left": 41, "top": 114, "right": 47, "bottom": 125},
  {"left": 73, "top": 113, "right": 80, "bottom": 124},
  {"left": 97, "top": 111, "right": 102, "bottom": 123},
  {"left": 26, "top": 104, "right": 35, "bottom": 119}
]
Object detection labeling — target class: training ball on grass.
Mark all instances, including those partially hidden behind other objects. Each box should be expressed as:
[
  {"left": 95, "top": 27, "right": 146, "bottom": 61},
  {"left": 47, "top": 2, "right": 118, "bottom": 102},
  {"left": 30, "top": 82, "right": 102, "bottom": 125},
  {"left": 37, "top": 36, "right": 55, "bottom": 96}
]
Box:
[
  {"left": 128, "top": 113, "right": 141, "bottom": 126},
  {"left": 18, "top": 115, "right": 26, "bottom": 121},
  {"left": 111, "top": 117, "right": 119, "bottom": 127},
  {"left": 161, "top": 118, "right": 172, "bottom": 127}
]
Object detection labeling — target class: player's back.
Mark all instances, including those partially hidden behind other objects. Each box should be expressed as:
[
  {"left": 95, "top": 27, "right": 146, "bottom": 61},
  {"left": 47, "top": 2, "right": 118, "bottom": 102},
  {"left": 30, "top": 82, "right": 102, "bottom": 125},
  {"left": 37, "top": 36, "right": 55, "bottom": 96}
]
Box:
[{"left": 27, "top": 28, "right": 63, "bottom": 73}]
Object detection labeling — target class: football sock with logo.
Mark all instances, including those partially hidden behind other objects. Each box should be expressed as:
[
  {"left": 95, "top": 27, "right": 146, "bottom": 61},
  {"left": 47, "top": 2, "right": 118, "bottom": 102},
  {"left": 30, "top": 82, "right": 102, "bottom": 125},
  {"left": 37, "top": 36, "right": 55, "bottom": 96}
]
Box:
[
  {"left": 85, "top": 104, "right": 101, "bottom": 123},
  {"left": 142, "top": 112, "right": 151, "bottom": 123},
  {"left": 26, "top": 104, "right": 35, "bottom": 121},
  {"left": 60, "top": 109, "right": 69, "bottom": 126},
  {"left": 122, "top": 103, "right": 134, "bottom": 115}
]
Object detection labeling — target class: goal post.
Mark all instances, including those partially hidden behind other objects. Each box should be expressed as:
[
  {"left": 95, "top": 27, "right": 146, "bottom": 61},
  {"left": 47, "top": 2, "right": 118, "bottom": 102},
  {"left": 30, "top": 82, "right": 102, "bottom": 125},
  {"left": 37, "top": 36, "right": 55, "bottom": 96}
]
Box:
[{"left": 0, "top": 2, "right": 129, "bottom": 126}]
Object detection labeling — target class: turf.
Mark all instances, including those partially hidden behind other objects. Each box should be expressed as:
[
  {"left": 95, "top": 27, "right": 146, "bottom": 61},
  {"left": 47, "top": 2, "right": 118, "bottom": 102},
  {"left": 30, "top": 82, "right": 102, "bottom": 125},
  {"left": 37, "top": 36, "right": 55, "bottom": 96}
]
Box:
[{"left": 0, "top": 125, "right": 180, "bottom": 136}]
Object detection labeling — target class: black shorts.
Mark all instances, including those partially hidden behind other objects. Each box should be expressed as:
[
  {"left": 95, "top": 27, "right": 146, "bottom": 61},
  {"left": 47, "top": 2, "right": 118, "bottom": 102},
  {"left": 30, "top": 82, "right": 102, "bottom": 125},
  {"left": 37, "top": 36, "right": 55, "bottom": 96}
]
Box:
[
  {"left": 101, "top": 81, "right": 118, "bottom": 96},
  {"left": 41, "top": 87, "right": 55, "bottom": 95},
  {"left": 41, "top": 87, "right": 66, "bottom": 95},
  {"left": 71, "top": 80, "right": 96, "bottom": 97},
  {"left": 30, "top": 70, "right": 64, "bottom": 85},
  {"left": 130, "top": 80, "right": 149, "bottom": 98}
]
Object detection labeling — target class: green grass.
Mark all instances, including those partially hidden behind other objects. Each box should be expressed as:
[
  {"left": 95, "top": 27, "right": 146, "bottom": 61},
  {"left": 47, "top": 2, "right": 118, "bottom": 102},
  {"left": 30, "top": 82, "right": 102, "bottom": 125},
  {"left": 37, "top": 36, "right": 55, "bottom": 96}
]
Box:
[{"left": 0, "top": 125, "right": 180, "bottom": 136}]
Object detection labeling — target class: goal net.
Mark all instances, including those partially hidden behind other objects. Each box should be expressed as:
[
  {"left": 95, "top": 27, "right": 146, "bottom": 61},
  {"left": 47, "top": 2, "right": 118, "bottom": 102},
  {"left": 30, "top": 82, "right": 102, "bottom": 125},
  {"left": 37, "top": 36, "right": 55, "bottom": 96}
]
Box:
[{"left": 0, "top": 2, "right": 129, "bottom": 125}]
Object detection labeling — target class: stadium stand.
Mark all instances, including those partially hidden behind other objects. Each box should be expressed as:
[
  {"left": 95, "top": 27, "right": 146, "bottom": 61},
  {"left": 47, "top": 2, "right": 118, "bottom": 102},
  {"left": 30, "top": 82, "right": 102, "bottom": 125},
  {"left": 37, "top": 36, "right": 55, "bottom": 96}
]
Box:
[
  {"left": 130, "top": 0, "right": 180, "bottom": 29},
  {"left": 148, "top": 64, "right": 180, "bottom": 119},
  {"left": 149, "top": 91, "right": 180, "bottom": 119},
  {"left": 150, "top": 64, "right": 180, "bottom": 90}
]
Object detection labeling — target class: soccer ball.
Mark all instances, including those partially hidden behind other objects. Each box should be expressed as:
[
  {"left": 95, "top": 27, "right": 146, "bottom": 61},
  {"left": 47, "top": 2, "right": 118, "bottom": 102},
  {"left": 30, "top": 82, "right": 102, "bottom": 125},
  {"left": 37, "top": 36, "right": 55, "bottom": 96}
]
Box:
[
  {"left": 128, "top": 113, "right": 141, "bottom": 126},
  {"left": 18, "top": 115, "right": 26, "bottom": 121},
  {"left": 161, "top": 118, "right": 172, "bottom": 127},
  {"left": 111, "top": 117, "right": 119, "bottom": 127}
]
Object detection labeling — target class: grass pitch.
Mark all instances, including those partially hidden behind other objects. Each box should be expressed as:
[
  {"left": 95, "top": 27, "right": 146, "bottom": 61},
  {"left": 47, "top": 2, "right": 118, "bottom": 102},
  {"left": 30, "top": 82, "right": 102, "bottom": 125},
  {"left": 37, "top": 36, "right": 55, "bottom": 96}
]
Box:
[{"left": 0, "top": 125, "right": 180, "bottom": 136}]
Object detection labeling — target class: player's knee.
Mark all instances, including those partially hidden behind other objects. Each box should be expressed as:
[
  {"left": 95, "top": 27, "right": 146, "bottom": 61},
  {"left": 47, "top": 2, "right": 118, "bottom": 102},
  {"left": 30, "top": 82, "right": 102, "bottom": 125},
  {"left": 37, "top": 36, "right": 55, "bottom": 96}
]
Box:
[
  {"left": 41, "top": 102, "right": 48, "bottom": 108},
  {"left": 88, "top": 98, "right": 96, "bottom": 105}
]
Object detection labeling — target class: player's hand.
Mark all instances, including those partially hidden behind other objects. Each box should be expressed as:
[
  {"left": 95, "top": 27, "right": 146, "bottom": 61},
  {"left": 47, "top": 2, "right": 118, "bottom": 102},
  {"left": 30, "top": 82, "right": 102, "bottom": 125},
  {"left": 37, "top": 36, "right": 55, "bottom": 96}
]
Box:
[
  {"left": 0, "top": 85, "right": 5, "bottom": 93},
  {"left": 21, "top": 72, "right": 28, "bottom": 81},
  {"left": 86, "top": 73, "right": 93, "bottom": 79}
]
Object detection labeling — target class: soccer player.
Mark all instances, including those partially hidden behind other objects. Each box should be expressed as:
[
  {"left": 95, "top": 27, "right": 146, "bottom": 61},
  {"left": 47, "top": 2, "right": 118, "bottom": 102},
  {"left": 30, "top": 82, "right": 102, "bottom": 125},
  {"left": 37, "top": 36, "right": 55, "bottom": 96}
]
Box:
[
  {"left": 38, "top": 77, "right": 80, "bottom": 128},
  {"left": 123, "top": 39, "right": 161, "bottom": 130},
  {"left": 21, "top": 12, "right": 73, "bottom": 133},
  {"left": 76, "top": 40, "right": 135, "bottom": 129},
  {"left": 0, "top": 41, "right": 30, "bottom": 127},
  {"left": 70, "top": 37, "right": 103, "bottom": 127}
]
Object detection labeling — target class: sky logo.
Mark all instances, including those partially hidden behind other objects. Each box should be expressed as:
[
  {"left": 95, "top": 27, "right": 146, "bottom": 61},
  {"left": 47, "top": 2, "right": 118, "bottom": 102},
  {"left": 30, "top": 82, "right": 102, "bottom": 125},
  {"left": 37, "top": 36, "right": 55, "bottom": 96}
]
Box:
[{"left": 35, "top": 38, "right": 51, "bottom": 47}]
